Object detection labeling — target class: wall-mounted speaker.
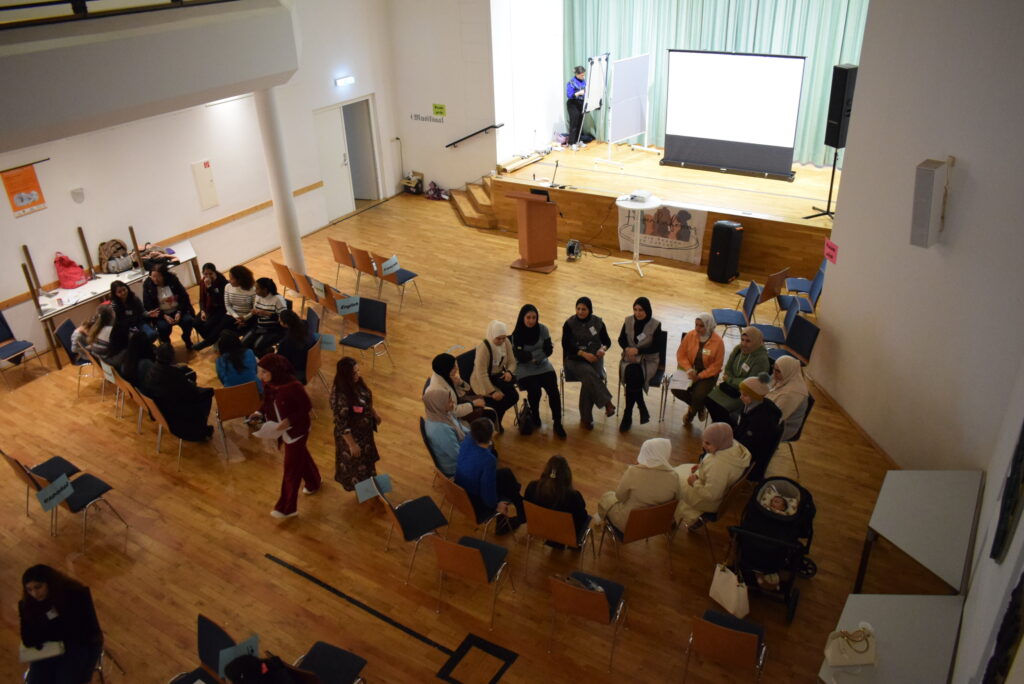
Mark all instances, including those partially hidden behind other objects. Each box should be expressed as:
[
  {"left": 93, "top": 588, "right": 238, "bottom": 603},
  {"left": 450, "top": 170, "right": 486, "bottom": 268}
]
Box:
[
  {"left": 824, "top": 65, "right": 857, "bottom": 149},
  {"left": 911, "top": 157, "right": 954, "bottom": 248}
]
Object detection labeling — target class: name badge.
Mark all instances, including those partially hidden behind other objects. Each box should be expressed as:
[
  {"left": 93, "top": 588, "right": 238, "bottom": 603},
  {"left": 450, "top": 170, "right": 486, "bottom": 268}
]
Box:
[
  {"left": 589, "top": 326, "right": 597, "bottom": 336},
  {"left": 353, "top": 406, "right": 365, "bottom": 414},
  {"left": 741, "top": 362, "right": 750, "bottom": 372},
  {"left": 637, "top": 332, "right": 647, "bottom": 342},
  {"left": 46, "top": 608, "right": 58, "bottom": 620},
  {"left": 702, "top": 348, "right": 711, "bottom": 355}
]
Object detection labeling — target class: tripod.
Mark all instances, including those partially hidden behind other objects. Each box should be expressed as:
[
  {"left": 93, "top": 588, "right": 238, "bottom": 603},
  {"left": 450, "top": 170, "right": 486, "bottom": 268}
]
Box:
[{"left": 804, "top": 147, "right": 840, "bottom": 220}]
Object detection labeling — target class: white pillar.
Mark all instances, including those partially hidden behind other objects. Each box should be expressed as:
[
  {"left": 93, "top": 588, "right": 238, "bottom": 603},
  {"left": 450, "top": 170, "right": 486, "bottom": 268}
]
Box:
[{"left": 253, "top": 88, "right": 306, "bottom": 273}]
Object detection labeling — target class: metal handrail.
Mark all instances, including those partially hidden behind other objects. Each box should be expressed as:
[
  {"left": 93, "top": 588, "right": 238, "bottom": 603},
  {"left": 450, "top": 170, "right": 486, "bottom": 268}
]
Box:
[
  {"left": 0, "top": 0, "right": 238, "bottom": 31},
  {"left": 445, "top": 123, "right": 503, "bottom": 149}
]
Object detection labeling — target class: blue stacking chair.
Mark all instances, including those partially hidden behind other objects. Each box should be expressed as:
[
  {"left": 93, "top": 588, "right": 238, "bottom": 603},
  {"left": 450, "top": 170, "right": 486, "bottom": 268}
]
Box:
[
  {"left": 55, "top": 319, "right": 93, "bottom": 397},
  {"left": 713, "top": 280, "right": 761, "bottom": 337},
  {"left": 0, "top": 310, "right": 43, "bottom": 389},
  {"left": 295, "top": 640, "right": 367, "bottom": 684},
  {"left": 753, "top": 297, "right": 801, "bottom": 347},
  {"left": 768, "top": 314, "right": 820, "bottom": 366},
  {"left": 375, "top": 477, "right": 448, "bottom": 582},
  {"left": 786, "top": 258, "right": 827, "bottom": 295},
  {"left": 432, "top": 535, "right": 514, "bottom": 629},
  {"left": 305, "top": 307, "right": 321, "bottom": 338},
  {"left": 778, "top": 267, "right": 825, "bottom": 316},
  {"left": 339, "top": 297, "right": 393, "bottom": 367},
  {"left": 372, "top": 251, "right": 422, "bottom": 312}
]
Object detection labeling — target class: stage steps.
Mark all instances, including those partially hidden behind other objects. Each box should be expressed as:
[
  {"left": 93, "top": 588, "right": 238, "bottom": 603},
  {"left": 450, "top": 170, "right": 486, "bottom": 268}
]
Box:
[{"left": 449, "top": 180, "right": 497, "bottom": 229}]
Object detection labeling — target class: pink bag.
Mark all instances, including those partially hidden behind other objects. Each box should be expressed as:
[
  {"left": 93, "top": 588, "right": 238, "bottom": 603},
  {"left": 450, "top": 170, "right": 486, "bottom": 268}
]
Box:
[{"left": 54, "top": 252, "right": 88, "bottom": 289}]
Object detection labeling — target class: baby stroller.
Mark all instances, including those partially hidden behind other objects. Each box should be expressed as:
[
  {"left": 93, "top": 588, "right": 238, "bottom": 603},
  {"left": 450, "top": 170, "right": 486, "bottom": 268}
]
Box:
[{"left": 727, "top": 477, "right": 817, "bottom": 622}]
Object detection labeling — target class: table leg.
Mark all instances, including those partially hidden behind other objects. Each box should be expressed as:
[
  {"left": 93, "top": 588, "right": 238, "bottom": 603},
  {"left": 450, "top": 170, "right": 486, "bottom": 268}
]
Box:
[
  {"left": 853, "top": 527, "right": 878, "bottom": 594},
  {"left": 44, "top": 319, "right": 62, "bottom": 370}
]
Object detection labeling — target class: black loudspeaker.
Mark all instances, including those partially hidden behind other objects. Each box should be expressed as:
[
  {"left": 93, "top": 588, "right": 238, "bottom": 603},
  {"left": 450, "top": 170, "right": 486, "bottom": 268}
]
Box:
[
  {"left": 707, "top": 221, "right": 743, "bottom": 283},
  {"left": 824, "top": 64, "right": 857, "bottom": 149}
]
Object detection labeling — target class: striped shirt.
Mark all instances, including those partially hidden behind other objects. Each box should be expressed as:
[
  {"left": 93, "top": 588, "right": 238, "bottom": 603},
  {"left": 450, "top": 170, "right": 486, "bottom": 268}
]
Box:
[
  {"left": 252, "top": 293, "right": 288, "bottom": 329},
  {"left": 224, "top": 284, "right": 256, "bottom": 319}
]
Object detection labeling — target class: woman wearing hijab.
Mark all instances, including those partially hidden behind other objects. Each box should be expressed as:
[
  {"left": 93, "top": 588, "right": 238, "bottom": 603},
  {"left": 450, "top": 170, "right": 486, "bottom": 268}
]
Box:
[
  {"left": 617, "top": 296, "right": 663, "bottom": 432},
  {"left": 19, "top": 565, "right": 103, "bottom": 684},
  {"left": 672, "top": 313, "right": 725, "bottom": 425},
  {"left": 705, "top": 326, "right": 770, "bottom": 423},
  {"left": 511, "top": 304, "right": 564, "bottom": 438},
  {"left": 674, "top": 423, "right": 751, "bottom": 526},
  {"left": 766, "top": 356, "right": 810, "bottom": 441},
  {"left": 253, "top": 353, "right": 321, "bottom": 518},
  {"left": 733, "top": 374, "right": 783, "bottom": 481},
  {"left": 561, "top": 297, "right": 615, "bottom": 428},
  {"left": 426, "top": 353, "right": 486, "bottom": 420},
  {"left": 596, "top": 437, "right": 680, "bottom": 531},
  {"left": 143, "top": 343, "right": 214, "bottom": 441},
  {"left": 332, "top": 356, "right": 382, "bottom": 491},
  {"left": 422, "top": 388, "right": 468, "bottom": 477},
  {"left": 470, "top": 320, "right": 520, "bottom": 433}
]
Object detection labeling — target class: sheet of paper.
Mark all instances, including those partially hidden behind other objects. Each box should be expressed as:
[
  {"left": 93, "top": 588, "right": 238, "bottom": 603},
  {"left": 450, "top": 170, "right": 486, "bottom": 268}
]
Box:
[
  {"left": 252, "top": 420, "right": 284, "bottom": 439},
  {"left": 668, "top": 371, "right": 691, "bottom": 391}
]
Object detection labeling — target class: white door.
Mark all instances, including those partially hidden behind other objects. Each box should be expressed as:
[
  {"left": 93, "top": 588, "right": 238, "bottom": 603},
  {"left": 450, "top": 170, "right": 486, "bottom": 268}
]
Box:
[
  {"left": 342, "top": 99, "right": 380, "bottom": 201},
  {"left": 313, "top": 106, "right": 355, "bottom": 222}
]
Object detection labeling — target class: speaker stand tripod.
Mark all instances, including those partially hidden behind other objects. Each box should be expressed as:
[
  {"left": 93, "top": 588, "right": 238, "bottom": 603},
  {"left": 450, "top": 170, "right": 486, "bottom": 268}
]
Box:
[{"left": 804, "top": 147, "right": 840, "bottom": 220}]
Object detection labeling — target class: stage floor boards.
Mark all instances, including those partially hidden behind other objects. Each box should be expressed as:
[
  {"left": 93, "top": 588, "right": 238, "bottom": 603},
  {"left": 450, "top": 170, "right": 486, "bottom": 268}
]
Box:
[
  {"left": 503, "top": 144, "right": 839, "bottom": 229},
  {"left": 0, "top": 195, "right": 946, "bottom": 683}
]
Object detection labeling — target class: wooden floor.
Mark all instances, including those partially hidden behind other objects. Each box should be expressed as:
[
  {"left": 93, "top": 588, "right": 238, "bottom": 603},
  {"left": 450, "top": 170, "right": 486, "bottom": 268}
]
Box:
[{"left": 0, "top": 194, "right": 947, "bottom": 683}]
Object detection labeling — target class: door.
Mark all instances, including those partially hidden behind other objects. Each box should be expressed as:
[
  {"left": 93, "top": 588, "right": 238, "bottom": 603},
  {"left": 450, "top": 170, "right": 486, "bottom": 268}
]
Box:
[
  {"left": 313, "top": 107, "right": 355, "bottom": 222},
  {"left": 342, "top": 99, "right": 380, "bottom": 201}
]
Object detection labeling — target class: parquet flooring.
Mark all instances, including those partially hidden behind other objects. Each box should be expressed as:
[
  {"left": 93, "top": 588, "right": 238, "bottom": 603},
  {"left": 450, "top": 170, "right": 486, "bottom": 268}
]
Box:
[{"left": 0, "top": 194, "right": 947, "bottom": 683}]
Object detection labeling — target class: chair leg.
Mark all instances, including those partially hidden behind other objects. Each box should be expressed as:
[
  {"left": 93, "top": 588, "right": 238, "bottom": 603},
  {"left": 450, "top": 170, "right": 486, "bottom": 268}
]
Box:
[
  {"left": 176, "top": 439, "right": 183, "bottom": 471},
  {"left": 436, "top": 569, "right": 445, "bottom": 614},
  {"left": 384, "top": 521, "right": 395, "bottom": 551},
  {"left": 702, "top": 524, "right": 716, "bottom": 564},
  {"left": 334, "top": 263, "right": 340, "bottom": 287},
  {"left": 102, "top": 498, "right": 130, "bottom": 553},
  {"left": 82, "top": 502, "right": 91, "bottom": 551},
  {"left": 609, "top": 601, "right": 627, "bottom": 672},
  {"left": 413, "top": 279, "right": 422, "bottom": 303},
  {"left": 77, "top": 367, "right": 83, "bottom": 397},
  {"left": 489, "top": 563, "right": 509, "bottom": 630},
  {"left": 407, "top": 534, "right": 430, "bottom": 583},
  {"left": 220, "top": 419, "right": 229, "bottom": 457},
  {"left": 317, "top": 371, "right": 329, "bottom": 391},
  {"left": 788, "top": 442, "right": 800, "bottom": 479},
  {"left": 522, "top": 535, "right": 532, "bottom": 579},
  {"left": 383, "top": 341, "right": 395, "bottom": 367},
  {"left": 136, "top": 406, "right": 143, "bottom": 434},
  {"left": 156, "top": 425, "right": 163, "bottom": 453},
  {"left": 355, "top": 272, "right": 362, "bottom": 293}
]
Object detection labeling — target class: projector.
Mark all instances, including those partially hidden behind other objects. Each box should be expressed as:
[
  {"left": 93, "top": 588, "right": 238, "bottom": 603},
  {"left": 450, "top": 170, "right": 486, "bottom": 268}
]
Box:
[{"left": 629, "top": 190, "right": 651, "bottom": 202}]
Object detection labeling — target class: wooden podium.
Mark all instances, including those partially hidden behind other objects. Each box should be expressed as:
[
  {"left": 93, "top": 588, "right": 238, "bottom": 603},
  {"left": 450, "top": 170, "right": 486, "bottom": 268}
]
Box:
[{"left": 508, "top": 191, "right": 558, "bottom": 274}]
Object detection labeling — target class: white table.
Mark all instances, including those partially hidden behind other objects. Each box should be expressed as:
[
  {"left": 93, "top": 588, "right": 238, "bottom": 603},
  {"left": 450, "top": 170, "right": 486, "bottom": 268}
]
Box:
[
  {"left": 817, "top": 594, "right": 964, "bottom": 684},
  {"left": 613, "top": 194, "right": 660, "bottom": 277},
  {"left": 853, "top": 470, "right": 983, "bottom": 593}
]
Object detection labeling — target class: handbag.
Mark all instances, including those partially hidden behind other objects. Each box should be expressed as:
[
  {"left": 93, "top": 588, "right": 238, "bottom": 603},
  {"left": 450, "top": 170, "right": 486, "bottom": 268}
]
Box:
[
  {"left": 19, "top": 640, "right": 65, "bottom": 663},
  {"left": 709, "top": 563, "right": 749, "bottom": 618},
  {"left": 54, "top": 252, "right": 89, "bottom": 289},
  {"left": 107, "top": 254, "right": 134, "bottom": 273},
  {"left": 824, "top": 623, "right": 876, "bottom": 667},
  {"left": 719, "top": 382, "right": 740, "bottom": 398}
]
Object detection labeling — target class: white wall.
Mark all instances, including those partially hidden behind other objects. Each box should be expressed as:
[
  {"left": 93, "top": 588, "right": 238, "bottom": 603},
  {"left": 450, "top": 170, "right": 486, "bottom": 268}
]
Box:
[
  {"left": 387, "top": 0, "right": 497, "bottom": 189},
  {"left": 491, "top": 0, "right": 564, "bottom": 161}
]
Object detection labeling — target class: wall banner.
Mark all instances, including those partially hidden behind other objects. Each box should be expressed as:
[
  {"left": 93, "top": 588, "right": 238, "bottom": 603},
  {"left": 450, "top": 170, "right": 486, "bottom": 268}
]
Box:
[{"left": 2, "top": 163, "right": 47, "bottom": 218}]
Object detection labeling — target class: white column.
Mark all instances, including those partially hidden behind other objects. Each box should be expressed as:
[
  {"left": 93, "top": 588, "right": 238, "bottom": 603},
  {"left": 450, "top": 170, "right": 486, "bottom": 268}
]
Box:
[{"left": 253, "top": 88, "right": 306, "bottom": 273}]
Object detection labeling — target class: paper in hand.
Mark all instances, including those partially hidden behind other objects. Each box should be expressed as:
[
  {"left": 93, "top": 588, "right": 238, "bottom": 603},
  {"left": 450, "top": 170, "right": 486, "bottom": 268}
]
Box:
[{"left": 253, "top": 420, "right": 285, "bottom": 439}]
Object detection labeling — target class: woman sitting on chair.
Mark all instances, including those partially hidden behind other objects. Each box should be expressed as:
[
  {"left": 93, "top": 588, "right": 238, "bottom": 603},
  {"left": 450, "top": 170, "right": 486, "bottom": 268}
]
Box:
[
  {"left": 242, "top": 277, "right": 288, "bottom": 356},
  {"left": 193, "top": 263, "right": 229, "bottom": 350},
  {"left": 561, "top": 296, "right": 615, "bottom": 428},
  {"left": 109, "top": 280, "right": 155, "bottom": 342},
  {"left": 732, "top": 374, "right": 782, "bottom": 481},
  {"left": 511, "top": 304, "right": 564, "bottom": 438},
  {"left": 118, "top": 329, "right": 155, "bottom": 387},
  {"left": 704, "top": 326, "right": 769, "bottom": 424},
  {"left": 524, "top": 454, "right": 590, "bottom": 545},
  {"left": 84, "top": 304, "right": 116, "bottom": 361},
  {"left": 766, "top": 355, "right": 810, "bottom": 442},
  {"left": 617, "top": 296, "right": 663, "bottom": 432},
  {"left": 422, "top": 387, "right": 467, "bottom": 478},
  {"left": 142, "top": 264, "right": 196, "bottom": 349},
  {"left": 674, "top": 423, "right": 751, "bottom": 527},
  {"left": 143, "top": 343, "right": 214, "bottom": 441},
  {"left": 597, "top": 437, "right": 679, "bottom": 531},
  {"left": 275, "top": 310, "right": 314, "bottom": 385},
  {"left": 216, "top": 330, "right": 261, "bottom": 391},
  {"left": 671, "top": 312, "right": 724, "bottom": 425},
  {"left": 470, "top": 320, "right": 519, "bottom": 434},
  {"left": 426, "top": 353, "right": 487, "bottom": 422}
]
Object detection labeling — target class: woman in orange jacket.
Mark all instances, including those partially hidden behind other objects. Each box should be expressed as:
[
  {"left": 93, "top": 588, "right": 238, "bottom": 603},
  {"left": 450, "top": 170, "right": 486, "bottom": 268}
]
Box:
[{"left": 671, "top": 312, "right": 725, "bottom": 424}]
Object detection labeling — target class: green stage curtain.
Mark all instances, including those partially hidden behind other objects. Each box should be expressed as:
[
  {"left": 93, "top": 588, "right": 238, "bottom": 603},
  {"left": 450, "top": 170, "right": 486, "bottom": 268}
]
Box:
[{"left": 563, "top": 0, "right": 869, "bottom": 167}]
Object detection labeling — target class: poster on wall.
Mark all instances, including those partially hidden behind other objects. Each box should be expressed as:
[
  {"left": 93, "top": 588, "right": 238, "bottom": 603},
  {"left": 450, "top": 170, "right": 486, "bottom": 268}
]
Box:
[
  {"left": 2, "top": 163, "right": 47, "bottom": 218},
  {"left": 617, "top": 202, "right": 706, "bottom": 264}
]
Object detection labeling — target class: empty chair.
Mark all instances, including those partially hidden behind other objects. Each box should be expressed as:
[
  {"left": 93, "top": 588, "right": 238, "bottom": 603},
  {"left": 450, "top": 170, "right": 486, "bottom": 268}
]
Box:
[
  {"left": 548, "top": 572, "right": 627, "bottom": 672},
  {"left": 271, "top": 259, "right": 301, "bottom": 301},
  {"left": 295, "top": 640, "right": 367, "bottom": 684},
  {"left": 375, "top": 478, "right": 448, "bottom": 582},
  {"left": 137, "top": 393, "right": 190, "bottom": 471},
  {"left": 786, "top": 258, "right": 826, "bottom": 295},
  {"left": 596, "top": 499, "right": 677, "bottom": 575},
  {"left": 213, "top": 382, "right": 262, "bottom": 456},
  {"left": 328, "top": 236, "right": 357, "bottom": 287},
  {"left": 682, "top": 610, "right": 766, "bottom": 683},
  {"left": 339, "top": 297, "right": 393, "bottom": 367},
  {"left": 348, "top": 246, "right": 379, "bottom": 294},
  {"left": 306, "top": 308, "right": 321, "bottom": 337},
  {"left": 2, "top": 447, "right": 79, "bottom": 516},
  {"left": 436, "top": 470, "right": 500, "bottom": 540},
  {"left": 767, "top": 315, "right": 820, "bottom": 366},
  {"left": 168, "top": 614, "right": 236, "bottom": 684},
  {"left": 290, "top": 269, "right": 320, "bottom": 315},
  {"left": 777, "top": 267, "right": 825, "bottom": 316},
  {"left": 736, "top": 267, "right": 789, "bottom": 318},
  {"left": 713, "top": 280, "right": 760, "bottom": 337},
  {"left": 0, "top": 309, "right": 43, "bottom": 389},
  {"left": 371, "top": 251, "right": 422, "bottom": 311},
  {"left": 432, "top": 535, "right": 514, "bottom": 629},
  {"left": 522, "top": 501, "right": 594, "bottom": 576},
  {"left": 752, "top": 297, "right": 800, "bottom": 348}
]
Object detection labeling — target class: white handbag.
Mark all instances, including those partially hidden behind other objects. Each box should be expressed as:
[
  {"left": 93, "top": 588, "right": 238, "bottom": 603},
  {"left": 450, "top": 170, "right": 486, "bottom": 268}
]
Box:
[
  {"left": 709, "top": 563, "right": 749, "bottom": 618},
  {"left": 19, "top": 640, "right": 65, "bottom": 663},
  {"left": 824, "top": 622, "right": 876, "bottom": 667}
]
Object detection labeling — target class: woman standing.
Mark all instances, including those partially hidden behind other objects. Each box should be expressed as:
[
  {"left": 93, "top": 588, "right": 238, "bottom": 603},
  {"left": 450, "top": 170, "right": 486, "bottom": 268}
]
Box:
[
  {"left": 617, "top": 296, "right": 663, "bottom": 431},
  {"left": 704, "top": 326, "right": 770, "bottom": 423},
  {"left": 470, "top": 320, "right": 519, "bottom": 434},
  {"left": 19, "top": 564, "right": 103, "bottom": 684},
  {"left": 331, "top": 356, "right": 382, "bottom": 491},
  {"left": 561, "top": 296, "right": 615, "bottom": 428},
  {"left": 671, "top": 313, "right": 725, "bottom": 425},
  {"left": 511, "top": 304, "right": 564, "bottom": 438},
  {"left": 255, "top": 354, "right": 321, "bottom": 518},
  {"left": 142, "top": 264, "right": 195, "bottom": 349}
]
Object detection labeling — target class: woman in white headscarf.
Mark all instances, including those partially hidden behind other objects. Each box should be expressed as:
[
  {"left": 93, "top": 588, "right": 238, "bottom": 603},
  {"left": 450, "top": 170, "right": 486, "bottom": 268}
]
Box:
[
  {"left": 422, "top": 387, "right": 469, "bottom": 477},
  {"left": 674, "top": 422, "right": 751, "bottom": 526},
  {"left": 765, "top": 356, "right": 810, "bottom": 441},
  {"left": 471, "top": 320, "right": 519, "bottom": 433},
  {"left": 671, "top": 312, "right": 725, "bottom": 425},
  {"left": 597, "top": 437, "right": 681, "bottom": 530}
]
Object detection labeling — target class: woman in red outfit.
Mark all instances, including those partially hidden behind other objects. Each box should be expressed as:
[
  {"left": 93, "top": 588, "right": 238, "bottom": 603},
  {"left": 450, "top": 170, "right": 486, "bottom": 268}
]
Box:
[{"left": 254, "top": 353, "right": 322, "bottom": 518}]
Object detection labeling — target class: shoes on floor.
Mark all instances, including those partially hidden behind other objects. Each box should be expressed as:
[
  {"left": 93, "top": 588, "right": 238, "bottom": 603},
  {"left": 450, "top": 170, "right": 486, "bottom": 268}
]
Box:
[
  {"left": 302, "top": 487, "right": 319, "bottom": 495},
  {"left": 553, "top": 423, "right": 567, "bottom": 439},
  {"left": 271, "top": 510, "right": 298, "bottom": 519},
  {"left": 684, "top": 408, "right": 695, "bottom": 425},
  {"left": 698, "top": 407, "right": 708, "bottom": 422},
  {"left": 605, "top": 403, "right": 616, "bottom": 417},
  {"left": 581, "top": 419, "right": 594, "bottom": 430}
]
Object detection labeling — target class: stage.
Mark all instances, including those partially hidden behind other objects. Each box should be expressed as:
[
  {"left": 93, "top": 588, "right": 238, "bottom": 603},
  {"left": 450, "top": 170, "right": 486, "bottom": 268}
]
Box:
[{"left": 490, "top": 143, "right": 837, "bottom": 279}]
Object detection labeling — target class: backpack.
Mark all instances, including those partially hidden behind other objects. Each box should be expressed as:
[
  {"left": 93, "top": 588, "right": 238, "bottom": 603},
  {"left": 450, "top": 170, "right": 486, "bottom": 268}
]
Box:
[
  {"left": 97, "top": 239, "right": 133, "bottom": 274},
  {"left": 53, "top": 252, "right": 88, "bottom": 289}
]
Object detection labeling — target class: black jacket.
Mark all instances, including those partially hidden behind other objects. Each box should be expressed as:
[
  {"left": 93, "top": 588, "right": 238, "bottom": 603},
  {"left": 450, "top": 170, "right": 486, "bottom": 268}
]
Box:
[
  {"left": 734, "top": 398, "right": 783, "bottom": 481},
  {"left": 142, "top": 273, "right": 194, "bottom": 316}
]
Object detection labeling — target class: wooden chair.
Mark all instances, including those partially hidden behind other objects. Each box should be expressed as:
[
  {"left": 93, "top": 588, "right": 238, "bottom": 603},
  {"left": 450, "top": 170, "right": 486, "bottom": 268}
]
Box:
[
  {"left": 432, "top": 535, "right": 514, "bottom": 629},
  {"left": 682, "top": 610, "right": 766, "bottom": 682},
  {"left": 685, "top": 463, "right": 756, "bottom": 563},
  {"left": 435, "top": 470, "right": 500, "bottom": 540},
  {"left": 548, "top": 573, "right": 627, "bottom": 672},
  {"left": 271, "top": 259, "right": 300, "bottom": 301},
  {"left": 213, "top": 382, "right": 262, "bottom": 456},
  {"left": 109, "top": 366, "right": 142, "bottom": 427},
  {"left": 290, "top": 268, "right": 319, "bottom": 315},
  {"left": 2, "top": 447, "right": 79, "bottom": 517},
  {"left": 371, "top": 250, "right": 422, "bottom": 311},
  {"left": 80, "top": 346, "right": 114, "bottom": 398},
  {"left": 137, "top": 393, "right": 187, "bottom": 470},
  {"left": 597, "top": 499, "right": 678, "bottom": 576},
  {"left": 522, "top": 500, "right": 594, "bottom": 578},
  {"left": 327, "top": 236, "right": 357, "bottom": 287},
  {"left": 348, "top": 246, "right": 379, "bottom": 294},
  {"left": 305, "top": 336, "right": 329, "bottom": 391},
  {"left": 736, "top": 267, "right": 789, "bottom": 321},
  {"left": 374, "top": 478, "right": 448, "bottom": 583}
]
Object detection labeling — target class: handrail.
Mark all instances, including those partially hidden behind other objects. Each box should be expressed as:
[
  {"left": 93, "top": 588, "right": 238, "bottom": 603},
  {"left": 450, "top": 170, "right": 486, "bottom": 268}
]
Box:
[
  {"left": 445, "top": 123, "right": 504, "bottom": 149},
  {"left": 0, "top": 0, "right": 239, "bottom": 32}
]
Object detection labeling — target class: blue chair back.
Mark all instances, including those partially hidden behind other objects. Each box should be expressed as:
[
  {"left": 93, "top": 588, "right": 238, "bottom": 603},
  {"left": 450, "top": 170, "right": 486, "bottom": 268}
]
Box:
[
  {"left": 357, "top": 297, "right": 387, "bottom": 335},
  {"left": 781, "top": 297, "right": 800, "bottom": 336},
  {"left": 0, "top": 311, "right": 13, "bottom": 345},
  {"left": 787, "top": 394, "right": 815, "bottom": 443},
  {"left": 807, "top": 268, "right": 825, "bottom": 307},
  {"left": 55, "top": 319, "right": 85, "bottom": 365},
  {"left": 197, "top": 614, "right": 235, "bottom": 674},
  {"left": 785, "top": 315, "right": 820, "bottom": 362},
  {"left": 419, "top": 416, "right": 446, "bottom": 473},
  {"left": 306, "top": 308, "right": 321, "bottom": 336},
  {"left": 741, "top": 281, "right": 761, "bottom": 323}
]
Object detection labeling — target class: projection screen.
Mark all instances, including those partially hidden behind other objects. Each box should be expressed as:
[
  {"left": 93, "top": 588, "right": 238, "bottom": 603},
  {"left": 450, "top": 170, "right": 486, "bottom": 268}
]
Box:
[{"left": 662, "top": 50, "right": 805, "bottom": 179}]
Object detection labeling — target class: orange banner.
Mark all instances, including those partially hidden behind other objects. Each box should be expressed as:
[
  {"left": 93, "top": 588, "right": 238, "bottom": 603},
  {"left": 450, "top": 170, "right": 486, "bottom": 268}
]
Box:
[{"left": 2, "top": 164, "right": 46, "bottom": 218}]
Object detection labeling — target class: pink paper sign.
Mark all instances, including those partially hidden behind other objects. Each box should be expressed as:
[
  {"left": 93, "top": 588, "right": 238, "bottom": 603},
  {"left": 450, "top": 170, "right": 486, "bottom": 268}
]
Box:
[{"left": 824, "top": 238, "right": 839, "bottom": 264}]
